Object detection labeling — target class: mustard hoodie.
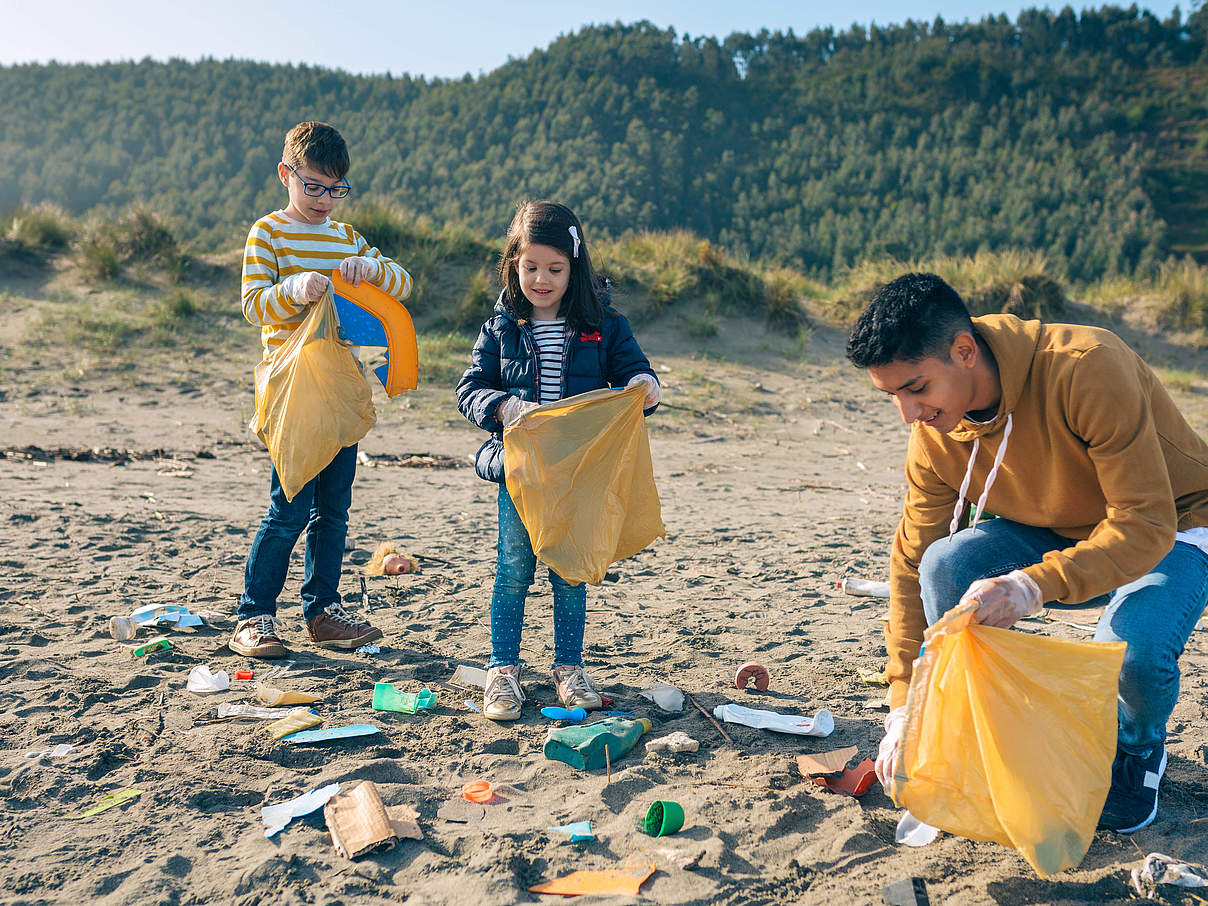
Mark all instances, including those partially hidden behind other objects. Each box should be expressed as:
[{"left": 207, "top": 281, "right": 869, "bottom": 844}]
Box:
[{"left": 887, "top": 314, "right": 1208, "bottom": 708}]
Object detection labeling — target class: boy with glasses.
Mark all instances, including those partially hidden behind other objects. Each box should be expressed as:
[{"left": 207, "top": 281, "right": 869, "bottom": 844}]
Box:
[{"left": 233, "top": 120, "right": 413, "bottom": 659}]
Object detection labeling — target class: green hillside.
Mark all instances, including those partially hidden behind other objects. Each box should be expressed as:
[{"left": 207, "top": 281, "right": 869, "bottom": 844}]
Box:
[{"left": 2, "top": 6, "right": 1207, "bottom": 281}]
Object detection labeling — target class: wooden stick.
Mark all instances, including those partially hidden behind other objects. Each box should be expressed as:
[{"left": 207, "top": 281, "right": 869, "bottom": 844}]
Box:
[
  {"left": 687, "top": 693, "right": 733, "bottom": 744},
  {"left": 605, "top": 746, "right": 611, "bottom": 786},
  {"left": 414, "top": 553, "right": 455, "bottom": 566}
]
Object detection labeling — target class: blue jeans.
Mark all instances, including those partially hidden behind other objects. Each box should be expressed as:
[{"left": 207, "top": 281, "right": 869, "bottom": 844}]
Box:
[
  {"left": 489, "top": 483, "right": 587, "bottom": 668},
  {"left": 919, "top": 518, "right": 1208, "bottom": 755},
  {"left": 239, "top": 444, "right": 358, "bottom": 623}
]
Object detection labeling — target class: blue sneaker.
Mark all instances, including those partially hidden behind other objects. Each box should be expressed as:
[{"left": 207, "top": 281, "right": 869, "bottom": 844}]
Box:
[{"left": 1098, "top": 745, "right": 1167, "bottom": 833}]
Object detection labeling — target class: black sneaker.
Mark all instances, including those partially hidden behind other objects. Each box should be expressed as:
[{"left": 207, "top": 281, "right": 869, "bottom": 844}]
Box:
[{"left": 1098, "top": 745, "right": 1167, "bottom": 833}]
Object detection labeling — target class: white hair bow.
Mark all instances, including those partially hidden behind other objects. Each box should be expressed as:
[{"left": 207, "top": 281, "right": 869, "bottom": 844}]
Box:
[{"left": 568, "top": 226, "right": 580, "bottom": 258}]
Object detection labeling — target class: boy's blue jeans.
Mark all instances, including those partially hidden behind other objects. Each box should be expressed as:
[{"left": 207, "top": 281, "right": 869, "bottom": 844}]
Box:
[
  {"left": 489, "top": 483, "right": 586, "bottom": 668},
  {"left": 239, "top": 444, "right": 357, "bottom": 623},
  {"left": 920, "top": 517, "right": 1208, "bottom": 755}
]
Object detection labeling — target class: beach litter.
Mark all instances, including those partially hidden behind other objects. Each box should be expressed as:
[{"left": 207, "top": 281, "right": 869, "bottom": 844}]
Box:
[
  {"left": 261, "top": 783, "right": 341, "bottom": 837},
  {"left": 280, "top": 724, "right": 381, "bottom": 745},
  {"left": 325, "top": 780, "right": 422, "bottom": 859},
  {"left": 132, "top": 636, "right": 172, "bottom": 657},
  {"left": 69, "top": 788, "right": 144, "bottom": 819},
  {"left": 463, "top": 700, "right": 481, "bottom": 713},
  {"left": 461, "top": 781, "right": 494, "bottom": 803},
  {"left": 544, "top": 717, "right": 652, "bottom": 770},
  {"left": 356, "top": 643, "right": 381, "bottom": 655},
  {"left": 796, "top": 746, "right": 858, "bottom": 777},
  {"left": 841, "top": 577, "right": 891, "bottom": 597},
  {"left": 267, "top": 711, "right": 322, "bottom": 740},
  {"left": 541, "top": 706, "right": 586, "bottom": 723},
  {"left": 645, "top": 731, "right": 699, "bottom": 754},
  {"left": 857, "top": 667, "right": 888, "bottom": 686},
  {"left": 234, "top": 669, "right": 253, "bottom": 680},
  {"left": 130, "top": 603, "right": 206, "bottom": 630},
  {"left": 450, "top": 665, "right": 488, "bottom": 689},
  {"left": 734, "top": 662, "right": 770, "bottom": 691},
  {"left": 895, "top": 811, "right": 940, "bottom": 847},
  {"left": 638, "top": 800, "right": 685, "bottom": 837},
  {"left": 1131, "top": 853, "right": 1208, "bottom": 897},
  {"left": 530, "top": 860, "right": 657, "bottom": 897},
  {"left": 548, "top": 820, "right": 594, "bottom": 842},
  {"left": 638, "top": 683, "right": 684, "bottom": 711},
  {"left": 372, "top": 684, "right": 437, "bottom": 714},
  {"left": 217, "top": 703, "right": 310, "bottom": 721},
  {"left": 811, "top": 758, "right": 878, "bottom": 797},
  {"left": 187, "top": 665, "right": 230, "bottom": 693},
  {"left": 364, "top": 541, "right": 420, "bottom": 576},
  {"left": 882, "top": 877, "right": 930, "bottom": 906},
  {"left": 713, "top": 704, "right": 834, "bottom": 737},
  {"left": 24, "top": 743, "right": 75, "bottom": 759},
  {"left": 256, "top": 684, "right": 320, "bottom": 707}
]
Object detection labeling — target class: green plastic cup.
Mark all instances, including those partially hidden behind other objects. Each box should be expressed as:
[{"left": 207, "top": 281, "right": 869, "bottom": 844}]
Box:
[{"left": 639, "top": 800, "right": 685, "bottom": 837}]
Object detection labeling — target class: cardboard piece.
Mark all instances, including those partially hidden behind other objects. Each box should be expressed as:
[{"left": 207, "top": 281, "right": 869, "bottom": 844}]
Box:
[
  {"left": 325, "top": 780, "right": 422, "bottom": 859},
  {"left": 257, "top": 684, "right": 321, "bottom": 707},
  {"left": 529, "top": 861, "right": 656, "bottom": 896},
  {"left": 796, "top": 746, "right": 859, "bottom": 776},
  {"left": 450, "top": 665, "right": 487, "bottom": 689},
  {"left": 261, "top": 783, "right": 341, "bottom": 837},
  {"left": 267, "top": 711, "right": 322, "bottom": 740},
  {"left": 811, "top": 757, "right": 878, "bottom": 797}
]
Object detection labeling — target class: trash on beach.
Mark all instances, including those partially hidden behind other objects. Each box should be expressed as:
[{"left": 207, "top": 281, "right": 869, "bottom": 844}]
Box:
[
  {"left": 463, "top": 700, "right": 481, "bottom": 713},
  {"left": 461, "top": 781, "right": 493, "bottom": 803},
  {"left": 218, "top": 703, "right": 310, "bottom": 721},
  {"left": 895, "top": 811, "right": 940, "bottom": 847},
  {"left": 256, "top": 684, "right": 321, "bottom": 707},
  {"left": 261, "top": 783, "right": 341, "bottom": 838},
  {"left": 734, "top": 662, "right": 770, "bottom": 691},
  {"left": 70, "top": 788, "right": 144, "bottom": 819},
  {"left": 24, "top": 743, "right": 75, "bottom": 759},
  {"left": 325, "top": 780, "right": 422, "bottom": 859},
  {"left": 280, "top": 724, "right": 381, "bottom": 745},
  {"left": 638, "top": 683, "right": 684, "bottom": 712},
  {"left": 645, "top": 731, "right": 699, "bottom": 754},
  {"left": 450, "top": 664, "right": 488, "bottom": 689},
  {"left": 713, "top": 703, "right": 834, "bottom": 737},
  {"left": 841, "top": 577, "right": 891, "bottom": 597},
  {"left": 132, "top": 636, "right": 172, "bottom": 657},
  {"left": 857, "top": 667, "right": 889, "bottom": 686},
  {"left": 541, "top": 706, "right": 587, "bottom": 723},
  {"left": 882, "top": 877, "right": 930, "bottom": 906},
  {"left": 436, "top": 799, "right": 485, "bottom": 823},
  {"left": 108, "top": 615, "right": 136, "bottom": 641},
  {"left": 130, "top": 603, "right": 206, "bottom": 629},
  {"left": 544, "top": 717, "right": 653, "bottom": 771},
  {"left": 267, "top": 711, "right": 322, "bottom": 740},
  {"left": 372, "top": 684, "right": 437, "bottom": 714},
  {"left": 638, "top": 800, "right": 685, "bottom": 837},
  {"left": 364, "top": 541, "right": 420, "bottom": 576},
  {"left": 811, "top": 758, "right": 877, "bottom": 797},
  {"left": 1131, "top": 853, "right": 1208, "bottom": 897},
  {"left": 796, "top": 746, "right": 858, "bottom": 776},
  {"left": 187, "top": 665, "right": 230, "bottom": 693},
  {"left": 235, "top": 670, "right": 253, "bottom": 680},
  {"left": 892, "top": 603, "right": 1125, "bottom": 877},
  {"left": 548, "top": 820, "right": 594, "bottom": 842},
  {"left": 529, "top": 860, "right": 657, "bottom": 896},
  {"left": 356, "top": 644, "right": 381, "bottom": 655}
]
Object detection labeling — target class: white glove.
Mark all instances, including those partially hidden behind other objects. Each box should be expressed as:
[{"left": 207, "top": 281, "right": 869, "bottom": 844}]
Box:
[
  {"left": 875, "top": 706, "right": 906, "bottom": 790},
  {"left": 960, "top": 569, "right": 1043, "bottom": 628},
  {"left": 281, "top": 271, "right": 330, "bottom": 305},
  {"left": 626, "top": 372, "right": 661, "bottom": 407},
  {"left": 497, "top": 396, "right": 539, "bottom": 427},
  {"left": 339, "top": 255, "right": 380, "bottom": 287}
]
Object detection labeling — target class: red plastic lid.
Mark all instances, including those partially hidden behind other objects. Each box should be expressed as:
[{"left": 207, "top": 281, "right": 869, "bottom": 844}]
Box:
[{"left": 462, "top": 781, "right": 493, "bottom": 803}]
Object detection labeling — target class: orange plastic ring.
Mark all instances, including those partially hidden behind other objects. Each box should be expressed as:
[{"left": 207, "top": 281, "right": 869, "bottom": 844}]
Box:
[{"left": 461, "top": 781, "right": 493, "bottom": 803}]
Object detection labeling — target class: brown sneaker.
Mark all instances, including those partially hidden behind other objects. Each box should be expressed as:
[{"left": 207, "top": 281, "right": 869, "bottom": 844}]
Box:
[
  {"left": 306, "top": 603, "right": 383, "bottom": 650},
  {"left": 229, "top": 614, "right": 287, "bottom": 659},
  {"left": 552, "top": 664, "right": 602, "bottom": 710}
]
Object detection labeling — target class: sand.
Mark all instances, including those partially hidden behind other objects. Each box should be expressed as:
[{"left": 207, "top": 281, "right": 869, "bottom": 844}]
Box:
[{"left": 3, "top": 304, "right": 1208, "bottom": 906}]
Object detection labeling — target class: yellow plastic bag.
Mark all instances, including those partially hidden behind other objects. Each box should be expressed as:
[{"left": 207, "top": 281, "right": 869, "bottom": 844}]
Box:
[
  {"left": 503, "top": 384, "right": 665, "bottom": 585},
  {"left": 249, "top": 290, "right": 376, "bottom": 501},
  {"left": 890, "top": 603, "right": 1125, "bottom": 877}
]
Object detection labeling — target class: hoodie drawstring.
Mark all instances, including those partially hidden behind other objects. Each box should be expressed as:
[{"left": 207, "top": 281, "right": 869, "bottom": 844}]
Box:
[{"left": 947, "top": 412, "right": 1013, "bottom": 540}]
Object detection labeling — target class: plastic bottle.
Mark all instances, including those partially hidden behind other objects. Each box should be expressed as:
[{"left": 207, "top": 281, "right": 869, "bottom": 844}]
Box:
[{"left": 543, "top": 716, "right": 654, "bottom": 770}]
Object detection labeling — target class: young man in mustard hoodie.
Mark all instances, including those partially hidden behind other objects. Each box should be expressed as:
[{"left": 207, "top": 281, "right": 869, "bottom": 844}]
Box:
[{"left": 847, "top": 273, "right": 1208, "bottom": 833}]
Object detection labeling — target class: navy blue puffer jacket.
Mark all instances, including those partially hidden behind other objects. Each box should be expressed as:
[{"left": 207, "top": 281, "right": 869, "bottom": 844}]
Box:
[{"left": 456, "top": 297, "right": 658, "bottom": 482}]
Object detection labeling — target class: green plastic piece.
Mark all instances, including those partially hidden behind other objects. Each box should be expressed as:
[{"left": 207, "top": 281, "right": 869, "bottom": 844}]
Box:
[
  {"left": 71, "top": 788, "right": 144, "bottom": 818},
  {"left": 132, "top": 636, "right": 172, "bottom": 657},
  {"left": 543, "top": 716, "right": 652, "bottom": 770},
  {"left": 372, "top": 683, "right": 437, "bottom": 714},
  {"left": 639, "top": 800, "right": 685, "bottom": 836}
]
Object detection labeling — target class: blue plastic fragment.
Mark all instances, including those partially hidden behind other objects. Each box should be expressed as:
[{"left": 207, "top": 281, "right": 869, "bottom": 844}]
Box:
[
  {"left": 279, "top": 724, "right": 381, "bottom": 744},
  {"left": 599, "top": 710, "right": 635, "bottom": 717},
  {"left": 548, "top": 820, "right": 594, "bottom": 842},
  {"left": 540, "top": 706, "right": 587, "bottom": 723}
]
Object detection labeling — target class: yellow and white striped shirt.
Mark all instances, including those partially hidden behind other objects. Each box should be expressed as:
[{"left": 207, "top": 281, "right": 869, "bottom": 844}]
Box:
[{"left": 241, "top": 211, "right": 413, "bottom": 355}]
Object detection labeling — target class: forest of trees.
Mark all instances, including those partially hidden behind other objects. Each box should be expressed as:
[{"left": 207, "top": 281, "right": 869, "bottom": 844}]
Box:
[{"left": 3, "top": 5, "right": 1207, "bottom": 282}]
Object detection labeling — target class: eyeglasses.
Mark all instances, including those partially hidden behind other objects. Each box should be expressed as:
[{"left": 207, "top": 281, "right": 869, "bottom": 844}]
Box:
[{"left": 283, "top": 162, "right": 351, "bottom": 199}]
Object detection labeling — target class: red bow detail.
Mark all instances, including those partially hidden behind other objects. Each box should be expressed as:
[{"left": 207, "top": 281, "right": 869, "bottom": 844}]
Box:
[{"left": 579, "top": 331, "right": 602, "bottom": 342}]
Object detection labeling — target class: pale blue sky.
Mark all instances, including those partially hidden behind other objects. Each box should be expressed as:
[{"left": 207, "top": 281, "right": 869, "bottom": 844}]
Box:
[{"left": 6, "top": 0, "right": 1185, "bottom": 79}]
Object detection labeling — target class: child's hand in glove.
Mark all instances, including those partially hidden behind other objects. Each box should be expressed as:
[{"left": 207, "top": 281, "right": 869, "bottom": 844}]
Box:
[
  {"left": 626, "top": 372, "right": 661, "bottom": 407},
  {"left": 339, "top": 256, "right": 380, "bottom": 287},
  {"left": 497, "top": 396, "right": 539, "bottom": 427}
]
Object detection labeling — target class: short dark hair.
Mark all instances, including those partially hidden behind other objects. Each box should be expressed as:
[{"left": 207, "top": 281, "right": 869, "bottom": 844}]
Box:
[
  {"left": 498, "top": 201, "right": 607, "bottom": 332},
  {"left": 282, "top": 121, "right": 349, "bottom": 179},
  {"left": 846, "top": 273, "right": 975, "bottom": 368}
]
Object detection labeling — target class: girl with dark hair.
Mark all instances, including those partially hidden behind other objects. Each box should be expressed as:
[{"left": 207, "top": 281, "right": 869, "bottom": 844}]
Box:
[{"left": 455, "top": 201, "right": 661, "bottom": 721}]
